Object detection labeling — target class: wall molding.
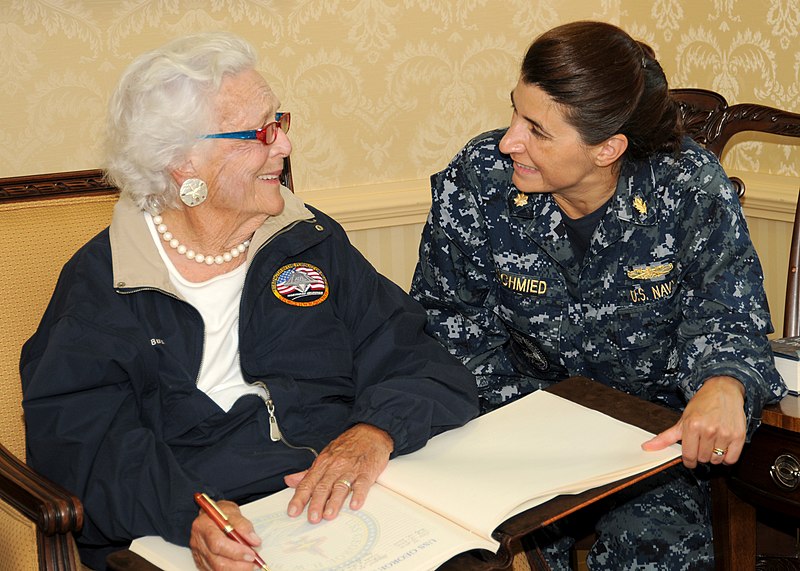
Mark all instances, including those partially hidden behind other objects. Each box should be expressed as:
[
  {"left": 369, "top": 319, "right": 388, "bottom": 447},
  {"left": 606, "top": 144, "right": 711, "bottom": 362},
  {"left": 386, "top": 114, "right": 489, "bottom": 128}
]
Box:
[
  {"left": 2, "top": 169, "right": 795, "bottom": 229},
  {"left": 735, "top": 170, "right": 799, "bottom": 222},
  {"left": 297, "top": 179, "right": 432, "bottom": 232}
]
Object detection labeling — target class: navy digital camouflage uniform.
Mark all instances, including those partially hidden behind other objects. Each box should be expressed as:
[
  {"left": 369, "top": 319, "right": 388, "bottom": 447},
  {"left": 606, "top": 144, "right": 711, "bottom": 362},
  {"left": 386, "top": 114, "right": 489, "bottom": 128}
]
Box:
[{"left": 410, "top": 129, "right": 787, "bottom": 570}]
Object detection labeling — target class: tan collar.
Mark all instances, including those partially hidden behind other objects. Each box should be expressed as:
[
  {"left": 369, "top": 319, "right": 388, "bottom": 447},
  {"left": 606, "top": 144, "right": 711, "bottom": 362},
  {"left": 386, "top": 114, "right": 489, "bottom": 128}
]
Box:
[{"left": 109, "top": 186, "right": 314, "bottom": 294}]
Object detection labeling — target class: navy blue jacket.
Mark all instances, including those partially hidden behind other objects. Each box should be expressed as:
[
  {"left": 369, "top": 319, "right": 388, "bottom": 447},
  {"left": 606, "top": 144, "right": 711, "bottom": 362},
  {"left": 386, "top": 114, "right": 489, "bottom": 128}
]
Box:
[{"left": 21, "top": 192, "right": 478, "bottom": 569}]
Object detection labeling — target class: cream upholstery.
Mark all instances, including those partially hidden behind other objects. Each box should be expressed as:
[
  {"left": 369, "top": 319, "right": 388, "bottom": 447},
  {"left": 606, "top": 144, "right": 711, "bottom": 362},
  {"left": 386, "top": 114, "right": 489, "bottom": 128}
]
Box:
[
  {"left": 0, "top": 174, "right": 118, "bottom": 571},
  {"left": 1, "top": 194, "right": 118, "bottom": 459},
  {"left": 0, "top": 500, "right": 39, "bottom": 571}
]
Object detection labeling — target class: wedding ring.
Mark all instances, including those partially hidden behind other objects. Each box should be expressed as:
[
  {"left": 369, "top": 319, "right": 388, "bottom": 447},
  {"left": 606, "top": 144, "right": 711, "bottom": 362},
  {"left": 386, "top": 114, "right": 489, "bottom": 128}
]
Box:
[
  {"left": 712, "top": 448, "right": 727, "bottom": 456},
  {"left": 336, "top": 478, "right": 352, "bottom": 490}
]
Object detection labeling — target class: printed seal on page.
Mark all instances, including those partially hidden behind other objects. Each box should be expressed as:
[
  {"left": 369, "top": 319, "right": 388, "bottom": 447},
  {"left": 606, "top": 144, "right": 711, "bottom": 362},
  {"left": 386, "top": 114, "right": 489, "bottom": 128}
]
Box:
[{"left": 271, "top": 262, "right": 329, "bottom": 306}]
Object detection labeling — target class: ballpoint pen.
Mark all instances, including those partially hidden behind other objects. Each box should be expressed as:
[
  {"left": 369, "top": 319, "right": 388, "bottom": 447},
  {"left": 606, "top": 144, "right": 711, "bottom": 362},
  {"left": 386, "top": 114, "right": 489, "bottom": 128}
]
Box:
[{"left": 194, "top": 492, "right": 271, "bottom": 571}]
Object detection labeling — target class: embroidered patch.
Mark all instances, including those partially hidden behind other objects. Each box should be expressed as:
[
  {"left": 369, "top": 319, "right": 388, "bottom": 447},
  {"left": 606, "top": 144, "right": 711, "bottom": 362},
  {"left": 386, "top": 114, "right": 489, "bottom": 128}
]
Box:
[
  {"left": 271, "top": 263, "right": 329, "bottom": 306},
  {"left": 498, "top": 271, "right": 548, "bottom": 295}
]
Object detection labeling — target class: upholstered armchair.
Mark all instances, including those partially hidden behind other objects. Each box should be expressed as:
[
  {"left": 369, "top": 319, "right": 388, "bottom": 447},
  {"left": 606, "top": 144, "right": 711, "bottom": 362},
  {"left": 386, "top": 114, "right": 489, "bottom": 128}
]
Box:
[
  {"left": 0, "top": 161, "right": 299, "bottom": 570},
  {"left": 0, "top": 170, "right": 119, "bottom": 570}
]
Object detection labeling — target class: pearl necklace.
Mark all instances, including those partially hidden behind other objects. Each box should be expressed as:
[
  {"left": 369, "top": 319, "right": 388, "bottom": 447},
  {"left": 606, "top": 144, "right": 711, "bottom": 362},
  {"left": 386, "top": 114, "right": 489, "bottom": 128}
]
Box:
[{"left": 152, "top": 215, "right": 250, "bottom": 265}]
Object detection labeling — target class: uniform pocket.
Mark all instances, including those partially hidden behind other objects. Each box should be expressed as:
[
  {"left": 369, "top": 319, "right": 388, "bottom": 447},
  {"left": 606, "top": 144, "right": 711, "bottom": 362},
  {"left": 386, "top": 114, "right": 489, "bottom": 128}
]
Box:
[{"left": 616, "top": 302, "right": 679, "bottom": 380}]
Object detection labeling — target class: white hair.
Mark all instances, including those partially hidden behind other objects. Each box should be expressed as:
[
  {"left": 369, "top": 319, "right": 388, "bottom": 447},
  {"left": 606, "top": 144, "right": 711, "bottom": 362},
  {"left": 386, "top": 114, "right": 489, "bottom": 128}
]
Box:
[{"left": 103, "top": 32, "right": 257, "bottom": 213}]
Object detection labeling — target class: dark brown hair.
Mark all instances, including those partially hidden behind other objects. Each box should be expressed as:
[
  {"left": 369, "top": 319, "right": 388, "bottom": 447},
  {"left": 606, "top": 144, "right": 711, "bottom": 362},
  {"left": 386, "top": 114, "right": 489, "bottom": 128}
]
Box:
[{"left": 521, "top": 21, "right": 682, "bottom": 160}]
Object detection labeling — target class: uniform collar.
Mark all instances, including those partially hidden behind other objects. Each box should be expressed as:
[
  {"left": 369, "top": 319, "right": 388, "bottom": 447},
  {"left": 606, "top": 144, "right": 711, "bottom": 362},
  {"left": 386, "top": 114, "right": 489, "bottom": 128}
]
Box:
[
  {"left": 508, "top": 157, "right": 659, "bottom": 224},
  {"left": 612, "top": 157, "right": 658, "bottom": 226},
  {"left": 509, "top": 190, "right": 577, "bottom": 273}
]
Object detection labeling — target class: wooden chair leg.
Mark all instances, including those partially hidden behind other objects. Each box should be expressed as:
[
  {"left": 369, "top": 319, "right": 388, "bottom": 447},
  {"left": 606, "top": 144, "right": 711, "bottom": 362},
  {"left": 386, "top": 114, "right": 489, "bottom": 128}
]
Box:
[{"left": 570, "top": 532, "right": 595, "bottom": 571}]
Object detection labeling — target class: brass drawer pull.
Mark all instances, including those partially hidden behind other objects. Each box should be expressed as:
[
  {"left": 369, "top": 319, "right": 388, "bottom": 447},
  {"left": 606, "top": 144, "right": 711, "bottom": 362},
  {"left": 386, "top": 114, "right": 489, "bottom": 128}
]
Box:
[{"left": 770, "top": 453, "right": 800, "bottom": 491}]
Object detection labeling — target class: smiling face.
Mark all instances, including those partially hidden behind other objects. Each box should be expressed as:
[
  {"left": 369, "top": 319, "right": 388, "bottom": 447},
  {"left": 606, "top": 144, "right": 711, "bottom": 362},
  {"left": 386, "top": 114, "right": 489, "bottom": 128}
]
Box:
[
  {"left": 189, "top": 68, "right": 290, "bottom": 218},
  {"left": 498, "top": 79, "right": 613, "bottom": 207}
]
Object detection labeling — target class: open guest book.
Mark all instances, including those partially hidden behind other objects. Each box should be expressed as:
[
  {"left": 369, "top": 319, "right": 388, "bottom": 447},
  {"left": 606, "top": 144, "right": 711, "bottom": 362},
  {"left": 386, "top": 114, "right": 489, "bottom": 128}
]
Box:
[{"left": 129, "top": 390, "right": 681, "bottom": 571}]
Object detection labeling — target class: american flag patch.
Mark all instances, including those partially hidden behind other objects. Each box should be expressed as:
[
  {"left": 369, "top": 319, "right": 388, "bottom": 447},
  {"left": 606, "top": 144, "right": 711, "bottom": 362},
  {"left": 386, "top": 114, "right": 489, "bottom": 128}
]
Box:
[{"left": 271, "top": 262, "right": 329, "bottom": 306}]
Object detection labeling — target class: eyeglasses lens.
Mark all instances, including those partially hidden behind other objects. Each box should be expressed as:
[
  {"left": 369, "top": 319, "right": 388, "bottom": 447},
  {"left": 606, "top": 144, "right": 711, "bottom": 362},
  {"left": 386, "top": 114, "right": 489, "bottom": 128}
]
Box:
[{"left": 279, "top": 113, "right": 291, "bottom": 134}]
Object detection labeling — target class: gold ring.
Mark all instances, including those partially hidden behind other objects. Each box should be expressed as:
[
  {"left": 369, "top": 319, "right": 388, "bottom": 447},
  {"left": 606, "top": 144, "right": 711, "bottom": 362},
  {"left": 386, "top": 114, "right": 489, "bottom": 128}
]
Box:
[
  {"left": 712, "top": 448, "right": 727, "bottom": 456},
  {"left": 336, "top": 478, "right": 352, "bottom": 490}
]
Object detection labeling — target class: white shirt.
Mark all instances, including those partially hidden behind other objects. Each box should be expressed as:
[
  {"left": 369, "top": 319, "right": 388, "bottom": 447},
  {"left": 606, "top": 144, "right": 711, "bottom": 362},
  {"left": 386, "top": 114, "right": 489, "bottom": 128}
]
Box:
[{"left": 145, "top": 213, "right": 265, "bottom": 411}]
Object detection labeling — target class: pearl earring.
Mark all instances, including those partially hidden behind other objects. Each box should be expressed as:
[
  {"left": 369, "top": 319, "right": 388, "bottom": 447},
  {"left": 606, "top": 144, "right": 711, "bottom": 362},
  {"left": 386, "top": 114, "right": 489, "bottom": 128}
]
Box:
[{"left": 179, "top": 178, "right": 208, "bottom": 207}]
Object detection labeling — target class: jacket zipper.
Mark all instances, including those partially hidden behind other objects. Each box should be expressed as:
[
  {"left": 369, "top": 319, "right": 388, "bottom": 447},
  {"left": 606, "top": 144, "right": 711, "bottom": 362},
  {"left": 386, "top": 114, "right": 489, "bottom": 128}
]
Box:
[
  {"left": 249, "top": 218, "right": 320, "bottom": 457},
  {"left": 253, "top": 381, "right": 318, "bottom": 457}
]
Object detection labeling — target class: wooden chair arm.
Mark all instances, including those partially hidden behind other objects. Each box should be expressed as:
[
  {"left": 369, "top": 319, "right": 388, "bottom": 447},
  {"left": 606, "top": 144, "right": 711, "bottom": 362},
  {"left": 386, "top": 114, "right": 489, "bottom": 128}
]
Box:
[{"left": 0, "top": 441, "right": 83, "bottom": 535}]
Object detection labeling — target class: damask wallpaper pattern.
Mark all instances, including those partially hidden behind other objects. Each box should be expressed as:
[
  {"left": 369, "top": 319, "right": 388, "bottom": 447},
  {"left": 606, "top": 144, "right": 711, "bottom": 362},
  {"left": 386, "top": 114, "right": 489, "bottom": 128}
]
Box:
[
  {"left": 2, "top": 1, "right": 799, "bottom": 315},
  {"left": 2, "top": 0, "right": 798, "bottom": 184},
  {"left": 629, "top": 1, "right": 799, "bottom": 179}
]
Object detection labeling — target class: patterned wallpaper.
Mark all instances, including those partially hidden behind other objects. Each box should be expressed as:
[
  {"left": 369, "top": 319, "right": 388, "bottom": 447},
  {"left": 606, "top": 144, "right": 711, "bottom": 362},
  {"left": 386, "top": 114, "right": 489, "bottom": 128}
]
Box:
[
  {"left": 0, "top": 0, "right": 552, "bottom": 184},
  {"left": 2, "top": 0, "right": 799, "bottom": 310},
  {"left": 2, "top": 0, "right": 798, "bottom": 187},
  {"left": 627, "top": 0, "right": 800, "bottom": 179}
]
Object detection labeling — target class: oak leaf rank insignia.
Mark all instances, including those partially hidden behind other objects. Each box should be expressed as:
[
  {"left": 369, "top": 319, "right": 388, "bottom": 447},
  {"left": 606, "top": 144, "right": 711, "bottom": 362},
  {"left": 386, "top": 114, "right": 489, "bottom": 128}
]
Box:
[
  {"left": 632, "top": 196, "right": 647, "bottom": 215},
  {"left": 513, "top": 193, "right": 529, "bottom": 207}
]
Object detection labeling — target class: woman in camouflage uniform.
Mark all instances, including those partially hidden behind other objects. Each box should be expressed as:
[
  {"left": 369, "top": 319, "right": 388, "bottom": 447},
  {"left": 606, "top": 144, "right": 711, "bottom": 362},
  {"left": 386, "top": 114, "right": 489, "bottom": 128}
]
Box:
[{"left": 411, "top": 20, "right": 786, "bottom": 570}]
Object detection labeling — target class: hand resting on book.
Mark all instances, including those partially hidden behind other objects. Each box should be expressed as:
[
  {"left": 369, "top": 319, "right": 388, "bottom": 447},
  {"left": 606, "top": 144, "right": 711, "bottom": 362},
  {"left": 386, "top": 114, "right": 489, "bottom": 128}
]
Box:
[
  {"left": 284, "top": 422, "right": 395, "bottom": 522},
  {"left": 642, "top": 375, "right": 747, "bottom": 467}
]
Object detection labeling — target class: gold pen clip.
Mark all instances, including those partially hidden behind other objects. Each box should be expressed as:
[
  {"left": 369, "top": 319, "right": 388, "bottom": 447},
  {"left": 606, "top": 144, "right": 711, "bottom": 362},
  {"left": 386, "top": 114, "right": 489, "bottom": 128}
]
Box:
[{"left": 202, "top": 493, "right": 231, "bottom": 522}]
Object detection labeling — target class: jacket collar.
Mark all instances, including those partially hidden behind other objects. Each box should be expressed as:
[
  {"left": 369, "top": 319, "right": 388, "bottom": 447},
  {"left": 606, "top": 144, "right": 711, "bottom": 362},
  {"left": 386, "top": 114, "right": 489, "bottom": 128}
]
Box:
[
  {"left": 109, "top": 186, "right": 314, "bottom": 294},
  {"left": 613, "top": 158, "right": 658, "bottom": 227}
]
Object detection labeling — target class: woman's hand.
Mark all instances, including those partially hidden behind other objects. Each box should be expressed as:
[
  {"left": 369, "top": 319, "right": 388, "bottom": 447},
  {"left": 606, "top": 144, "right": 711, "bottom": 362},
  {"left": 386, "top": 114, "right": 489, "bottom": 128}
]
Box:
[
  {"left": 284, "top": 423, "right": 394, "bottom": 523},
  {"left": 189, "top": 500, "right": 262, "bottom": 571},
  {"left": 642, "top": 375, "right": 747, "bottom": 468}
]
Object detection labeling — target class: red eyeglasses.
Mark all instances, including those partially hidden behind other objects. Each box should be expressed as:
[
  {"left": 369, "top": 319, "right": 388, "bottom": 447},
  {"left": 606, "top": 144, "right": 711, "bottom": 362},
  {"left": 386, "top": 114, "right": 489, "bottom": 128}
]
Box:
[{"left": 200, "top": 112, "right": 290, "bottom": 145}]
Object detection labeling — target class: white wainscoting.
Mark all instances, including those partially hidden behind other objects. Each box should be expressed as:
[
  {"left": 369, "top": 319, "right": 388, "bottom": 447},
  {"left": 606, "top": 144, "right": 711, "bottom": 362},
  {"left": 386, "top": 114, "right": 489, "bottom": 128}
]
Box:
[
  {"left": 736, "top": 170, "right": 800, "bottom": 338},
  {"left": 298, "top": 179, "right": 431, "bottom": 291}
]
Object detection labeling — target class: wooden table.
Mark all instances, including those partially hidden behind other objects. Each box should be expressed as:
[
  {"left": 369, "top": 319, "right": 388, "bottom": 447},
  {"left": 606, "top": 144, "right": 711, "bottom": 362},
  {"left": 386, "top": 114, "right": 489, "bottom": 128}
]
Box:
[
  {"left": 107, "top": 377, "right": 681, "bottom": 571},
  {"left": 712, "top": 394, "right": 800, "bottom": 570}
]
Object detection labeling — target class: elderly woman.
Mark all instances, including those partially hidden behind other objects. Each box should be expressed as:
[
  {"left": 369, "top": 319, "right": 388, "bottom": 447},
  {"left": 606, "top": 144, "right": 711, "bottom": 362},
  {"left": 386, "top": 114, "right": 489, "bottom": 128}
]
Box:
[
  {"left": 411, "top": 21, "right": 786, "bottom": 569},
  {"left": 21, "top": 32, "right": 477, "bottom": 570}
]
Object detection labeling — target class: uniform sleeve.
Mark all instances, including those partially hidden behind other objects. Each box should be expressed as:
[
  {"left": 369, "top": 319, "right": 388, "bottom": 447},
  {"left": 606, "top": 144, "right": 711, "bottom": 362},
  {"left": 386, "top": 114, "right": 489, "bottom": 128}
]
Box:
[
  {"left": 321, "top": 213, "right": 479, "bottom": 454},
  {"left": 676, "top": 162, "right": 787, "bottom": 436},
  {"left": 409, "top": 149, "right": 549, "bottom": 411}
]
